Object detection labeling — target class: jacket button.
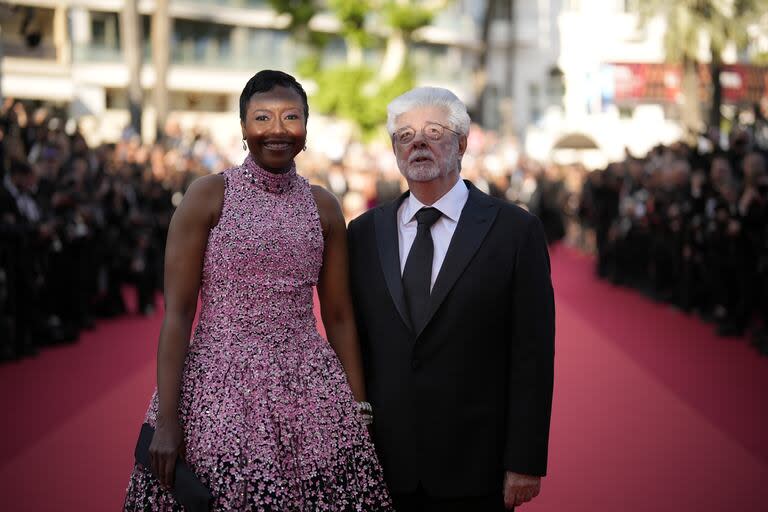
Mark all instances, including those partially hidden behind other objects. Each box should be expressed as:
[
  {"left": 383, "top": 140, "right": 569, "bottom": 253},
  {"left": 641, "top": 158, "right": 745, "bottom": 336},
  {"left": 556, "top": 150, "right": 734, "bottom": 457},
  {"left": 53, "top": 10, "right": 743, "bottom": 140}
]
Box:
[{"left": 411, "top": 359, "right": 421, "bottom": 370}]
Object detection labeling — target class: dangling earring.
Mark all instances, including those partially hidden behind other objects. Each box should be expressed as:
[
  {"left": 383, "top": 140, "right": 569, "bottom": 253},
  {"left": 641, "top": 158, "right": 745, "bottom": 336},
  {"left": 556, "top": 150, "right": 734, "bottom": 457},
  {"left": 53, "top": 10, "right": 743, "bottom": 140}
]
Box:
[
  {"left": 303, "top": 145, "right": 307, "bottom": 151},
  {"left": 242, "top": 139, "right": 247, "bottom": 151}
]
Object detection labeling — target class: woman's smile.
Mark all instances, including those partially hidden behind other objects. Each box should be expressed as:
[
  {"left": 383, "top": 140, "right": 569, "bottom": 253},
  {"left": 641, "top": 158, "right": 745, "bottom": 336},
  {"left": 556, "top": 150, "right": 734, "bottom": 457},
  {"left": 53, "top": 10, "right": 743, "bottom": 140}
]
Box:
[{"left": 263, "top": 140, "right": 293, "bottom": 151}]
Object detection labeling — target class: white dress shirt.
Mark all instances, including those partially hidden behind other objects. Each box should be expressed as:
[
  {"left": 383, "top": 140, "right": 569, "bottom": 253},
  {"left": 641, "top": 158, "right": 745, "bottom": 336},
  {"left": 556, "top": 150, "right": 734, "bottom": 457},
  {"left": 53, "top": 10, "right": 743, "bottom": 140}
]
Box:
[{"left": 397, "top": 177, "right": 469, "bottom": 291}]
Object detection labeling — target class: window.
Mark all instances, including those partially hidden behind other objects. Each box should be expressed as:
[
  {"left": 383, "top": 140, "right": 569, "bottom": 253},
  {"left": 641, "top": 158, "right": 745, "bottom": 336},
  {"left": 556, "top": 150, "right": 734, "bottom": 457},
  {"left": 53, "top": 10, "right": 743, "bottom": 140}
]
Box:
[
  {"left": 529, "top": 82, "right": 541, "bottom": 123},
  {"left": 322, "top": 37, "right": 347, "bottom": 67},
  {"left": 496, "top": 0, "right": 513, "bottom": 21},
  {"left": 90, "top": 11, "right": 120, "bottom": 50},
  {"left": 411, "top": 43, "right": 460, "bottom": 82},
  {"left": 173, "top": 19, "right": 233, "bottom": 65},
  {"left": 247, "top": 29, "right": 295, "bottom": 69}
]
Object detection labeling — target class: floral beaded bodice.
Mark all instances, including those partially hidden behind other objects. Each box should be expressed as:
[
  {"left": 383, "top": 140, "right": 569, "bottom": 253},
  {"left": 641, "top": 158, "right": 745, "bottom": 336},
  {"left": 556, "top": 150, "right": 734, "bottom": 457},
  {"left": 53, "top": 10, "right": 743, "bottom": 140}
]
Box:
[{"left": 197, "top": 155, "right": 324, "bottom": 339}]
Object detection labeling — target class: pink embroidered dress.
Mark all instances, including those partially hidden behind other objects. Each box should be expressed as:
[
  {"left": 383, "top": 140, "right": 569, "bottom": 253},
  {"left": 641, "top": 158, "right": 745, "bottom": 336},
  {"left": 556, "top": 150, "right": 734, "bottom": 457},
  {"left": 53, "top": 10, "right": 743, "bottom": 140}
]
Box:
[{"left": 124, "top": 156, "right": 392, "bottom": 511}]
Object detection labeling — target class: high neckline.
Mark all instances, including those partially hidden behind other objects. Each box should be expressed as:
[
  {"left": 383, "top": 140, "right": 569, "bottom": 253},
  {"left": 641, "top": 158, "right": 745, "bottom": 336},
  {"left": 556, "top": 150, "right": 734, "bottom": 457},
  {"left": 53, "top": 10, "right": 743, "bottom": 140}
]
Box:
[{"left": 243, "top": 154, "right": 296, "bottom": 194}]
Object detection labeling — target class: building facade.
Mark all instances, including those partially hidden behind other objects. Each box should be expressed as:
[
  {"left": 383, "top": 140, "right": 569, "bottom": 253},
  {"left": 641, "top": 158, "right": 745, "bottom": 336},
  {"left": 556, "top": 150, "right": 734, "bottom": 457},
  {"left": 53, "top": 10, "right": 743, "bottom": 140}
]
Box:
[
  {"left": 1, "top": 0, "right": 506, "bottom": 147},
  {"left": 523, "top": 0, "right": 681, "bottom": 167},
  {"left": 528, "top": 0, "right": 768, "bottom": 167}
]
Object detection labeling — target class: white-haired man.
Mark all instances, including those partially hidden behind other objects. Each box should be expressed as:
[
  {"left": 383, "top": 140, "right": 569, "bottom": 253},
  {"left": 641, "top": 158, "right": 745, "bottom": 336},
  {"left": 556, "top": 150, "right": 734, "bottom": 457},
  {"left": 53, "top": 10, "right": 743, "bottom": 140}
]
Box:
[{"left": 347, "top": 87, "right": 555, "bottom": 511}]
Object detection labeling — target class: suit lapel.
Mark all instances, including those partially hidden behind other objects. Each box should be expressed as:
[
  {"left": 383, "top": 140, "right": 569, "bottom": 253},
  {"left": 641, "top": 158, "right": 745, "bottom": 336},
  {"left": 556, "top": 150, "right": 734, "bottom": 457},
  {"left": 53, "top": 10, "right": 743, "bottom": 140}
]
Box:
[
  {"left": 416, "top": 182, "right": 499, "bottom": 339},
  {"left": 374, "top": 192, "right": 412, "bottom": 330}
]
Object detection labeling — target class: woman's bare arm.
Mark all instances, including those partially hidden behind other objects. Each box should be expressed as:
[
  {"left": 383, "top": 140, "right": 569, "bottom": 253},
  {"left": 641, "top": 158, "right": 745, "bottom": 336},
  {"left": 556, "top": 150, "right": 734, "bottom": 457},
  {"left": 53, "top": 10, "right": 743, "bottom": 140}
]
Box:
[
  {"left": 312, "top": 185, "right": 367, "bottom": 402},
  {"left": 150, "top": 173, "right": 224, "bottom": 487}
]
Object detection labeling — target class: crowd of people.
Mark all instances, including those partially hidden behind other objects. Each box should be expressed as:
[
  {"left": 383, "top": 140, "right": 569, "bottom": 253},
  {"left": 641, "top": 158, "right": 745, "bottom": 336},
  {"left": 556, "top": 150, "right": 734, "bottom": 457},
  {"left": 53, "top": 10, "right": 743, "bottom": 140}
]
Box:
[
  {"left": 2, "top": 98, "right": 767, "bottom": 362},
  {"left": 578, "top": 135, "right": 768, "bottom": 353},
  {"left": 0, "top": 100, "right": 223, "bottom": 360}
]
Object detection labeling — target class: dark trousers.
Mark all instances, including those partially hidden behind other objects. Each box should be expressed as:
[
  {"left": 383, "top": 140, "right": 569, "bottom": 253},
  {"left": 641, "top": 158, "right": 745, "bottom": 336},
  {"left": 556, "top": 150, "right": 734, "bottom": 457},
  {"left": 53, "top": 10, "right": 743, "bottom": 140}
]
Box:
[{"left": 392, "top": 484, "right": 509, "bottom": 512}]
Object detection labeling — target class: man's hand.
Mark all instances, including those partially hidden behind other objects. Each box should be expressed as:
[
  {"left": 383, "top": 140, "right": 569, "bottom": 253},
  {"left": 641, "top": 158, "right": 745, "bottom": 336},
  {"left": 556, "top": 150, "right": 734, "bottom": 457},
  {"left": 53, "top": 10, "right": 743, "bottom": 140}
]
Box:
[{"left": 503, "top": 471, "right": 541, "bottom": 509}]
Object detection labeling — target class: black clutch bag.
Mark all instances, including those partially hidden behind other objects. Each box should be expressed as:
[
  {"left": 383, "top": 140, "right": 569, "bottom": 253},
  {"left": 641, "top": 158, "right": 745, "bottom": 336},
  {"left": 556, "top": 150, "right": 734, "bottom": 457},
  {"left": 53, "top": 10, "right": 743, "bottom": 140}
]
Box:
[{"left": 134, "top": 422, "right": 212, "bottom": 512}]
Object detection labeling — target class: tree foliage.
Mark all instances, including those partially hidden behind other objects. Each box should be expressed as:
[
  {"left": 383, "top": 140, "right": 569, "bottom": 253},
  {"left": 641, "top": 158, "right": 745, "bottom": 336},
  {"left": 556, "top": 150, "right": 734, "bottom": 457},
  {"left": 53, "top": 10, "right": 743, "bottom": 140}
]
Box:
[
  {"left": 269, "top": 0, "right": 445, "bottom": 139},
  {"left": 268, "top": 0, "right": 317, "bottom": 31},
  {"left": 329, "top": 0, "right": 372, "bottom": 49},
  {"left": 382, "top": 0, "right": 435, "bottom": 35}
]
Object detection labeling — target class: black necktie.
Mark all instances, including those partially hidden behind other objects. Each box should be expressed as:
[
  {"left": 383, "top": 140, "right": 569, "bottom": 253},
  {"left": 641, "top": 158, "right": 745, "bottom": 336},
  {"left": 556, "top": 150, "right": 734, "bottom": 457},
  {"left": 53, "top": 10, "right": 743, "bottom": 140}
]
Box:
[{"left": 402, "top": 207, "right": 443, "bottom": 332}]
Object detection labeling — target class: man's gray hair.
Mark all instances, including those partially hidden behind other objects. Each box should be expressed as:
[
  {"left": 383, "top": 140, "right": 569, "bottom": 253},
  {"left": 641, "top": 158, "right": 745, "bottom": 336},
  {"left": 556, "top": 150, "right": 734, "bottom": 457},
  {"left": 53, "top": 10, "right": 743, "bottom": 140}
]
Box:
[{"left": 386, "top": 87, "right": 471, "bottom": 137}]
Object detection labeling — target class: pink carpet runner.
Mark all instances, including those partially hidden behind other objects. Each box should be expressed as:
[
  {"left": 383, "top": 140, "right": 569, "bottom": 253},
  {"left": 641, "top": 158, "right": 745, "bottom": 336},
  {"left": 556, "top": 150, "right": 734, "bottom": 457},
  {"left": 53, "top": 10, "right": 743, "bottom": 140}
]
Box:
[{"left": 1, "top": 246, "right": 766, "bottom": 511}]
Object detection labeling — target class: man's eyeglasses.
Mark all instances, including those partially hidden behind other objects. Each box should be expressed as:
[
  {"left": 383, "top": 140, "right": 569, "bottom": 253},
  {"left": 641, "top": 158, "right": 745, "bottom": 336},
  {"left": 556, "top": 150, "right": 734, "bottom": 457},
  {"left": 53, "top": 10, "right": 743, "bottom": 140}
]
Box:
[{"left": 392, "top": 122, "right": 461, "bottom": 145}]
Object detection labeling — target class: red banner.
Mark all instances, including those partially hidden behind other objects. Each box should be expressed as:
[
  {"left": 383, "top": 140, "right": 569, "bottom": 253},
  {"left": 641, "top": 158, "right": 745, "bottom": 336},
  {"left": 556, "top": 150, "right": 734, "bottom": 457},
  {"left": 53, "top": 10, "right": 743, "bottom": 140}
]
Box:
[{"left": 607, "top": 62, "right": 768, "bottom": 105}]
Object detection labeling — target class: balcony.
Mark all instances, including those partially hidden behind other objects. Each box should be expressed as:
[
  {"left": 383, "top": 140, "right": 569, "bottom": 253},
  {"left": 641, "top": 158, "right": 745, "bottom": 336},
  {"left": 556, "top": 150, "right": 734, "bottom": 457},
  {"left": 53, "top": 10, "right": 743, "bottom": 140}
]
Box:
[
  {"left": 2, "top": 39, "right": 58, "bottom": 60},
  {"left": 177, "top": 0, "right": 268, "bottom": 7},
  {"left": 72, "top": 44, "right": 122, "bottom": 62},
  {"left": 70, "top": 39, "right": 300, "bottom": 73}
]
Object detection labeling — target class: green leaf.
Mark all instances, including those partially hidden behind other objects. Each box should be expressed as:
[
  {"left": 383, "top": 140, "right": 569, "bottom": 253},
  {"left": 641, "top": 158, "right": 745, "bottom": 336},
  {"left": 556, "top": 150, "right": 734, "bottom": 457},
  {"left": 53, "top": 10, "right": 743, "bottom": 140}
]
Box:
[{"left": 383, "top": 1, "right": 434, "bottom": 34}]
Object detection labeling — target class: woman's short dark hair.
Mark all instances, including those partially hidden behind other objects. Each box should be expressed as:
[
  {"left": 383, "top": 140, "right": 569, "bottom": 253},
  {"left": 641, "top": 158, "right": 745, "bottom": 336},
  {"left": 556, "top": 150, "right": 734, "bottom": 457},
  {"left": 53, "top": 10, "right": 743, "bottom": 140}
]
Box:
[{"left": 239, "top": 70, "right": 309, "bottom": 123}]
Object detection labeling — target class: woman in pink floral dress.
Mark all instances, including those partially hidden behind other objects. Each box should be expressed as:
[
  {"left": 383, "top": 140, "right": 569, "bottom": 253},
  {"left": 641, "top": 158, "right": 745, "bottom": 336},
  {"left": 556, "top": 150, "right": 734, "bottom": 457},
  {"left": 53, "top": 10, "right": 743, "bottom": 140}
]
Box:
[{"left": 124, "top": 70, "right": 392, "bottom": 511}]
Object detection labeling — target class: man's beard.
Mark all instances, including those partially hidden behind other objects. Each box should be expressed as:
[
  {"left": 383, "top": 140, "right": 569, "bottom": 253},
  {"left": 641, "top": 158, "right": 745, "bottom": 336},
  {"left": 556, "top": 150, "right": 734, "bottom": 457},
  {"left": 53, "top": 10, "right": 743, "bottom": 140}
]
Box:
[
  {"left": 404, "top": 162, "right": 441, "bottom": 182},
  {"left": 399, "top": 144, "right": 459, "bottom": 182}
]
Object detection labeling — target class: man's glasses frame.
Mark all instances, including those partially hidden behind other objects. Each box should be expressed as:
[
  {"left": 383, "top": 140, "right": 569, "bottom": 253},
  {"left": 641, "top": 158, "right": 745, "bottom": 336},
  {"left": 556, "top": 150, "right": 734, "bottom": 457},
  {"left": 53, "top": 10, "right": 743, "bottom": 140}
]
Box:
[{"left": 392, "top": 122, "right": 461, "bottom": 146}]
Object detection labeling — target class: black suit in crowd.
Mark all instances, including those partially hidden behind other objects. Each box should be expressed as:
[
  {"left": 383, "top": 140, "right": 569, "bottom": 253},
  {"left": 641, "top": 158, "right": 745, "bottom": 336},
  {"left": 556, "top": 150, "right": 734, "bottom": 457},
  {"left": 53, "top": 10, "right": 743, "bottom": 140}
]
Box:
[
  {"left": 0, "top": 176, "right": 40, "bottom": 357},
  {"left": 348, "top": 181, "right": 555, "bottom": 508}
]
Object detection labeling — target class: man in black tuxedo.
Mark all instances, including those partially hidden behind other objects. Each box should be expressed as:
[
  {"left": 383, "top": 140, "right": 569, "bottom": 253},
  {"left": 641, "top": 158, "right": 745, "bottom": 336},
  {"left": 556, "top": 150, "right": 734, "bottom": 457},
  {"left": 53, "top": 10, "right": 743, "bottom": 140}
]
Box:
[
  {"left": 1, "top": 159, "right": 43, "bottom": 358},
  {"left": 348, "top": 87, "right": 555, "bottom": 511}
]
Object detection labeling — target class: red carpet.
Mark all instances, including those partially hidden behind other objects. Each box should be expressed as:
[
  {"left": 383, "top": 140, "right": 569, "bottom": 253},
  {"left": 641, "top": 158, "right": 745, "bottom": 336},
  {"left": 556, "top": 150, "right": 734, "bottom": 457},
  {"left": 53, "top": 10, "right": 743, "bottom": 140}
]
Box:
[{"left": 1, "top": 247, "right": 766, "bottom": 511}]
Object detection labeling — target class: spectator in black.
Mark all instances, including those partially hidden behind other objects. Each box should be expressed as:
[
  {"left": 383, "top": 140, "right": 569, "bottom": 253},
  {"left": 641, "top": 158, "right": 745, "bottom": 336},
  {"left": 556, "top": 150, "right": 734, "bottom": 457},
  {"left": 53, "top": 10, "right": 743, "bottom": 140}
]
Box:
[
  {"left": 739, "top": 153, "right": 768, "bottom": 349},
  {"left": 0, "top": 159, "right": 43, "bottom": 358}
]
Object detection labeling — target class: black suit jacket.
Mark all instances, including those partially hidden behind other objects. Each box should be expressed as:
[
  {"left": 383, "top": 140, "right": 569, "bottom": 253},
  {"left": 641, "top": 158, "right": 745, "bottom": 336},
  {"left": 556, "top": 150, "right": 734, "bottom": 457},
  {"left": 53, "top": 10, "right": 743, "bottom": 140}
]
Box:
[
  {"left": 0, "top": 182, "right": 33, "bottom": 240},
  {"left": 348, "top": 181, "right": 555, "bottom": 498}
]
